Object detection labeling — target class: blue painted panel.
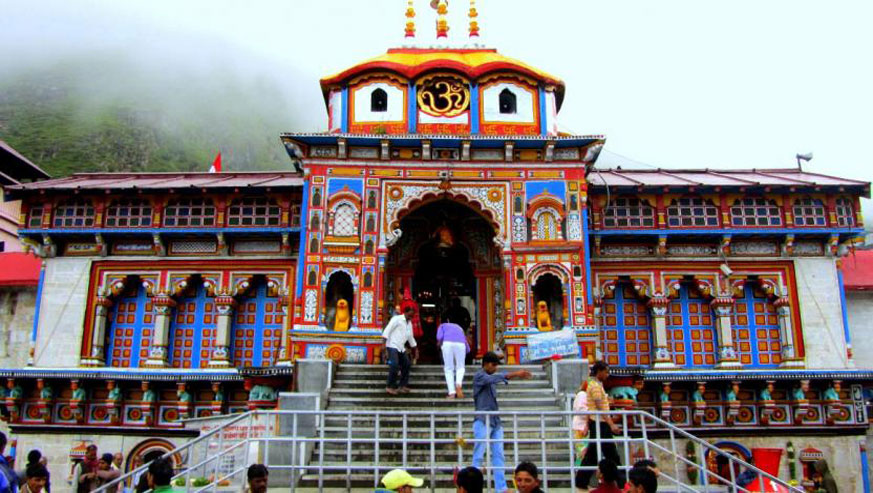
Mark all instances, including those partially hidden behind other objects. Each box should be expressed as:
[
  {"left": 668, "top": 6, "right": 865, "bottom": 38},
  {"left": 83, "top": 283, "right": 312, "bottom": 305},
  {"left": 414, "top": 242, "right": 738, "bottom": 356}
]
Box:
[
  {"left": 838, "top": 269, "right": 852, "bottom": 349},
  {"left": 408, "top": 83, "right": 417, "bottom": 133},
  {"left": 295, "top": 179, "right": 310, "bottom": 297},
  {"left": 666, "top": 285, "right": 717, "bottom": 367},
  {"left": 582, "top": 208, "right": 593, "bottom": 303},
  {"left": 107, "top": 286, "right": 154, "bottom": 368},
  {"left": 538, "top": 86, "right": 548, "bottom": 136},
  {"left": 169, "top": 284, "right": 216, "bottom": 368},
  {"left": 732, "top": 285, "right": 782, "bottom": 368},
  {"left": 30, "top": 263, "right": 45, "bottom": 350},
  {"left": 470, "top": 83, "right": 480, "bottom": 134},
  {"left": 327, "top": 178, "right": 364, "bottom": 196},
  {"left": 525, "top": 181, "right": 566, "bottom": 202},
  {"left": 592, "top": 227, "right": 864, "bottom": 236},
  {"left": 600, "top": 286, "right": 651, "bottom": 367},
  {"left": 340, "top": 87, "right": 349, "bottom": 133},
  {"left": 232, "top": 283, "right": 283, "bottom": 367}
]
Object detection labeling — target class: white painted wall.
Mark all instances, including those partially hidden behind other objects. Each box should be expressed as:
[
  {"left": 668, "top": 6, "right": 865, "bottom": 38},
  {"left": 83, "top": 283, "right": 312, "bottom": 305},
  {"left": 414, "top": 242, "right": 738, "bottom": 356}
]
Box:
[
  {"left": 328, "top": 90, "right": 342, "bottom": 132},
  {"left": 544, "top": 90, "right": 559, "bottom": 136},
  {"left": 794, "top": 258, "right": 851, "bottom": 368},
  {"left": 352, "top": 82, "right": 404, "bottom": 123},
  {"left": 34, "top": 257, "right": 91, "bottom": 367},
  {"left": 481, "top": 82, "right": 535, "bottom": 123},
  {"left": 417, "top": 110, "right": 468, "bottom": 124},
  {"left": 847, "top": 290, "right": 873, "bottom": 369}
]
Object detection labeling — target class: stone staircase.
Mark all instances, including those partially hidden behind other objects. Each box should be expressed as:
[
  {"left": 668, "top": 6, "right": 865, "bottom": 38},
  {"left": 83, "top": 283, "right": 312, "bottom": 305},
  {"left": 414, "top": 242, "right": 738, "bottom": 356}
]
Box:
[{"left": 297, "top": 363, "right": 571, "bottom": 489}]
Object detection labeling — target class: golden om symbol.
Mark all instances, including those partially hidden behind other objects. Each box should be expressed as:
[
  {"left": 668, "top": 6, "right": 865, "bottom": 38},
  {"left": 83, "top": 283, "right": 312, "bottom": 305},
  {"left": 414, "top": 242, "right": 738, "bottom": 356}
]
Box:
[{"left": 417, "top": 75, "right": 470, "bottom": 118}]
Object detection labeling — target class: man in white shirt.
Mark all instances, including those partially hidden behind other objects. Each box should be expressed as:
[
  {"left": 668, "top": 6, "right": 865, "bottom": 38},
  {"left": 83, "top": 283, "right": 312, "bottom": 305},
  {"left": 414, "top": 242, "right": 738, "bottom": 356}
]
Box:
[{"left": 382, "top": 306, "right": 418, "bottom": 395}]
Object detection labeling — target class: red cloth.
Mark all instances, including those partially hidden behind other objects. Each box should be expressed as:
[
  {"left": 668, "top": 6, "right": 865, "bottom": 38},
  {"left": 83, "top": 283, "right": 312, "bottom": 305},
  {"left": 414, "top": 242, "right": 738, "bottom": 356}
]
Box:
[
  {"left": 209, "top": 152, "right": 222, "bottom": 173},
  {"left": 592, "top": 483, "right": 622, "bottom": 493},
  {"left": 841, "top": 250, "right": 873, "bottom": 290},
  {"left": 0, "top": 252, "right": 40, "bottom": 286},
  {"left": 400, "top": 287, "right": 422, "bottom": 338},
  {"left": 747, "top": 448, "right": 788, "bottom": 492}
]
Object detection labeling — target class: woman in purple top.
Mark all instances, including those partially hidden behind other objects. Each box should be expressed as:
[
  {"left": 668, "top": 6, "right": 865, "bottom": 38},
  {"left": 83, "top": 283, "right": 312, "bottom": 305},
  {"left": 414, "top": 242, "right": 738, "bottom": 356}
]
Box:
[{"left": 437, "top": 313, "right": 470, "bottom": 398}]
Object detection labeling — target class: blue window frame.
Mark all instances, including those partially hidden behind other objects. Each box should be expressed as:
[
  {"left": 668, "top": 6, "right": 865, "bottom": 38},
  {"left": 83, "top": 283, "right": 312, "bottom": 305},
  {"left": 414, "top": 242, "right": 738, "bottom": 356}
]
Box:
[
  {"left": 232, "top": 282, "right": 284, "bottom": 367},
  {"left": 732, "top": 285, "right": 782, "bottom": 367},
  {"left": 169, "top": 282, "right": 217, "bottom": 368},
  {"left": 599, "top": 285, "right": 651, "bottom": 367},
  {"left": 107, "top": 285, "right": 154, "bottom": 368},
  {"left": 666, "top": 284, "right": 717, "bottom": 367}
]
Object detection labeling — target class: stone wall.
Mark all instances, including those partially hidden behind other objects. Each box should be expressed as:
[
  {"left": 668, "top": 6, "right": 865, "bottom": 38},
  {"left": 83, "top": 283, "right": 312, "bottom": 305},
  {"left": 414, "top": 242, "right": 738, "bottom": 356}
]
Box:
[
  {"left": 847, "top": 291, "right": 873, "bottom": 369},
  {"left": 648, "top": 434, "right": 866, "bottom": 492},
  {"left": 1, "top": 426, "right": 187, "bottom": 493},
  {"left": 34, "top": 258, "right": 91, "bottom": 367},
  {"left": 0, "top": 286, "right": 36, "bottom": 368},
  {"left": 794, "top": 258, "right": 850, "bottom": 368}
]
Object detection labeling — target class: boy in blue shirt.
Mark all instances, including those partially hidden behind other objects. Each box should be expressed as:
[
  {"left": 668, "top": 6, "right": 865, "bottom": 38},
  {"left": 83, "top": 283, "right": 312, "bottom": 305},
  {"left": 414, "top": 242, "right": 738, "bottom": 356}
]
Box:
[{"left": 471, "top": 352, "right": 532, "bottom": 492}]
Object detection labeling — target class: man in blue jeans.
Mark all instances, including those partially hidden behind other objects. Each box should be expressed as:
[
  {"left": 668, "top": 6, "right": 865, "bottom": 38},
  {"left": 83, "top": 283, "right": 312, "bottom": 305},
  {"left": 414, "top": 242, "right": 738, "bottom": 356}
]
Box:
[
  {"left": 472, "top": 352, "right": 532, "bottom": 492},
  {"left": 382, "top": 306, "right": 418, "bottom": 395}
]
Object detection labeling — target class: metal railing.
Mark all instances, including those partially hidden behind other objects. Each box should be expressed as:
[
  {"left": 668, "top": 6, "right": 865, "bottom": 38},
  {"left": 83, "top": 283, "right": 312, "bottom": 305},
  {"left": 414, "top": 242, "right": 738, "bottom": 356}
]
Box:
[{"left": 96, "top": 409, "right": 802, "bottom": 493}]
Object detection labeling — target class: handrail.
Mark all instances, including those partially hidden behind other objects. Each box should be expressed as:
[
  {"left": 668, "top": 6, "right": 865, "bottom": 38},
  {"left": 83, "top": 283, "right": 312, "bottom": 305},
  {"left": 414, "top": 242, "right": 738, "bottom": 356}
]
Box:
[
  {"left": 95, "top": 408, "right": 803, "bottom": 493},
  {"left": 93, "top": 411, "right": 254, "bottom": 493}
]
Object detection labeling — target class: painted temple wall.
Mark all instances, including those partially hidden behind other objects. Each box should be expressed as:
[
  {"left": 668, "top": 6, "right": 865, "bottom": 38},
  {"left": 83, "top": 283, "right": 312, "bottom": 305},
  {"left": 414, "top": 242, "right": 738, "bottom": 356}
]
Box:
[
  {"left": 847, "top": 291, "right": 873, "bottom": 369},
  {"left": 2, "top": 427, "right": 185, "bottom": 493},
  {"left": 34, "top": 257, "right": 91, "bottom": 367},
  {"left": 793, "top": 258, "right": 850, "bottom": 368},
  {"left": 0, "top": 287, "right": 36, "bottom": 368},
  {"left": 648, "top": 435, "right": 865, "bottom": 492}
]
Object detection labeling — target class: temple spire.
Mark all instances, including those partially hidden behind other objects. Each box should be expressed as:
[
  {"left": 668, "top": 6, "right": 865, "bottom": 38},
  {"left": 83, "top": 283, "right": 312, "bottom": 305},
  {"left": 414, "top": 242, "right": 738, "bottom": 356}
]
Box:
[
  {"left": 468, "top": 0, "right": 479, "bottom": 38},
  {"left": 433, "top": 0, "right": 449, "bottom": 39},
  {"left": 404, "top": 0, "right": 416, "bottom": 39}
]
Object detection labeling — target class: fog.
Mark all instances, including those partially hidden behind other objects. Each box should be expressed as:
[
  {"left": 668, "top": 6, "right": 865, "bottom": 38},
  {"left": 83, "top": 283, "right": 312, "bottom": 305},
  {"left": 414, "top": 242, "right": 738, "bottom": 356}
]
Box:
[{"left": 1, "top": 0, "right": 871, "bottom": 212}]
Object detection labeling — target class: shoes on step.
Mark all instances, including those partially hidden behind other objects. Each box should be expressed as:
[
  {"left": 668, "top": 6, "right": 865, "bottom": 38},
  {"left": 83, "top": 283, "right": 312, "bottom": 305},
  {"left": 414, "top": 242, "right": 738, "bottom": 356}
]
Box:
[
  {"left": 455, "top": 385, "right": 464, "bottom": 398},
  {"left": 399, "top": 387, "right": 411, "bottom": 394},
  {"left": 447, "top": 393, "right": 456, "bottom": 399},
  {"left": 386, "top": 387, "right": 399, "bottom": 395}
]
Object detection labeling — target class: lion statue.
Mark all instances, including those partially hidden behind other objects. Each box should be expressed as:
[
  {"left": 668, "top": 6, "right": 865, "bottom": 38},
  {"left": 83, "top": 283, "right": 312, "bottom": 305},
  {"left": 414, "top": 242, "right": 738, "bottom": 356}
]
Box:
[{"left": 536, "top": 301, "right": 552, "bottom": 331}]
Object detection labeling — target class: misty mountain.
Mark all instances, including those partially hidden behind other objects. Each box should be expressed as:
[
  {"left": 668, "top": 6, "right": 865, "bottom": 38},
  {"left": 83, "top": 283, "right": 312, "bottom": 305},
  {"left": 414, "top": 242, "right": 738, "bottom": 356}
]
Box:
[{"left": 0, "top": 55, "right": 306, "bottom": 176}]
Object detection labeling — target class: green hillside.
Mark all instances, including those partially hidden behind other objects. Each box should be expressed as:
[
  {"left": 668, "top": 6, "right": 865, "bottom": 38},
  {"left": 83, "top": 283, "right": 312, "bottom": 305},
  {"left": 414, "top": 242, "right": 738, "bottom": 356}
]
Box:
[{"left": 0, "top": 59, "right": 300, "bottom": 176}]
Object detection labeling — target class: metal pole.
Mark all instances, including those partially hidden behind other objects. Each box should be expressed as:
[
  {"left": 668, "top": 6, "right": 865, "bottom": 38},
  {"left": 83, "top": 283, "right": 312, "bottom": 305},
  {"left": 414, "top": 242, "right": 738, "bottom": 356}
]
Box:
[
  {"left": 621, "top": 413, "right": 631, "bottom": 483},
  {"left": 374, "top": 411, "right": 381, "bottom": 490},
  {"left": 484, "top": 418, "right": 491, "bottom": 492},
  {"left": 568, "top": 409, "right": 576, "bottom": 491},
  {"left": 429, "top": 412, "right": 436, "bottom": 493},
  {"left": 539, "top": 411, "right": 547, "bottom": 488},
  {"left": 669, "top": 427, "right": 679, "bottom": 487},
  {"left": 402, "top": 412, "right": 408, "bottom": 469},
  {"left": 317, "top": 410, "right": 325, "bottom": 492},
  {"left": 290, "top": 413, "right": 297, "bottom": 493},
  {"left": 346, "top": 412, "right": 352, "bottom": 491}
]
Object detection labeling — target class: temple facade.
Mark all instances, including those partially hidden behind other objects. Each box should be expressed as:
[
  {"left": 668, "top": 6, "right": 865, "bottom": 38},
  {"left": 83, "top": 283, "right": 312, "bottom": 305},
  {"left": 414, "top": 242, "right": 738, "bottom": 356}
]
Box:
[{"left": 1, "top": 2, "right": 871, "bottom": 490}]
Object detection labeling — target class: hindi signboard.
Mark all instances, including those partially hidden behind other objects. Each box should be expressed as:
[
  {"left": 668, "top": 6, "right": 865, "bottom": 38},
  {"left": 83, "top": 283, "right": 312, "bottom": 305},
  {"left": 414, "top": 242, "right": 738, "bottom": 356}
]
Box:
[{"left": 525, "top": 329, "right": 580, "bottom": 361}]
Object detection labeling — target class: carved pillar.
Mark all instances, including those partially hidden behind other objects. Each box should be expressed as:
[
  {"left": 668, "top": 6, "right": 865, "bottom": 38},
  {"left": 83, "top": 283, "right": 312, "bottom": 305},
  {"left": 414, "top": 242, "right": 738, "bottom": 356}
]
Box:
[
  {"left": 207, "top": 295, "right": 237, "bottom": 368},
  {"left": 711, "top": 296, "right": 741, "bottom": 369},
  {"left": 775, "top": 296, "right": 803, "bottom": 368},
  {"left": 647, "top": 296, "right": 675, "bottom": 369},
  {"left": 143, "top": 294, "right": 176, "bottom": 368},
  {"left": 84, "top": 296, "right": 113, "bottom": 366},
  {"left": 276, "top": 288, "right": 292, "bottom": 366}
]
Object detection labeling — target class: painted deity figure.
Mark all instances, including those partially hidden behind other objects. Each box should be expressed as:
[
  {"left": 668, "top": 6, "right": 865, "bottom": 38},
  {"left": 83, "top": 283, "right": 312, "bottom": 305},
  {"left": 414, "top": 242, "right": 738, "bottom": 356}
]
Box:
[
  {"left": 823, "top": 382, "right": 841, "bottom": 401},
  {"left": 660, "top": 384, "right": 672, "bottom": 403},
  {"left": 536, "top": 300, "right": 552, "bottom": 331},
  {"left": 793, "top": 383, "right": 808, "bottom": 402},
  {"left": 760, "top": 382, "right": 775, "bottom": 401},
  {"left": 726, "top": 382, "right": 740, "bottom": 403},
  {"left": 107, "top": 382, "right": 122, "bottom": 403},
  {"left": 609, "top": 379, "right": 645, "bottom": 403},
  {"left": 141, "top": 382, "right": 156, "bottom": 403},
  {"left": 250, "top": 385, "right": 276, "bottom": 402},
  {"left": 334, "top": 299, "right": 351, "bottom": 331},
  {"left": 692, "top": 383, "right": 706, "bottom": 403},
  {"left": 39, "top": 383, "right": 53, "bottom": 401},
  {"left": 71, "top": 383, "right": 87, "bottom": 402}
]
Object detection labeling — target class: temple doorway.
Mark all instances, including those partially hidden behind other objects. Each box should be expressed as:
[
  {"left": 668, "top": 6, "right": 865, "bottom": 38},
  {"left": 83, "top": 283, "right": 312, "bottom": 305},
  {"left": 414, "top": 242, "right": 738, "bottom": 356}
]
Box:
[
  {"left": 386, "top": 199, "right": 501, "bottom": 363},
  {"left": 533, "top": 273, "right": 564, "bottom": 330}
]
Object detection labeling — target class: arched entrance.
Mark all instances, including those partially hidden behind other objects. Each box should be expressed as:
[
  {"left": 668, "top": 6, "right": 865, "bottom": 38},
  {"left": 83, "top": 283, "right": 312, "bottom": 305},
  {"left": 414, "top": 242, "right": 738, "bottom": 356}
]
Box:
[
  {"left": 533, "top": 273, "right": 564, "bottom": 330},
  {"left": 324, "top": 271, "right": 354, "bottom": 331},
  {"left": 386, "top": 199, "right": 502, "bottom": 363}
]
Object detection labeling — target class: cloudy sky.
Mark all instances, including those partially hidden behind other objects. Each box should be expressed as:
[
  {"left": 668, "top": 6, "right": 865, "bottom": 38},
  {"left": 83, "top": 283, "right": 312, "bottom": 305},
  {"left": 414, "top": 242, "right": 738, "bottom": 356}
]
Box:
[{"left": 3, "top": 0, "right": 871, "bottom": 208}]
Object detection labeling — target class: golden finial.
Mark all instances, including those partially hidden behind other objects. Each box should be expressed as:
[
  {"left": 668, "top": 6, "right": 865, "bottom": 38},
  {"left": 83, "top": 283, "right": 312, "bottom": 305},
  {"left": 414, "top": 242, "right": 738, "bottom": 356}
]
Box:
[
  {"left": 435, "top": 0, "right": 449, "bottom": 39},
  {"left": 405, "top": 0, "right": 416, "bottom": 38},
  {"left": 468, "top": 0, "right": 479, "bottom": 38}
]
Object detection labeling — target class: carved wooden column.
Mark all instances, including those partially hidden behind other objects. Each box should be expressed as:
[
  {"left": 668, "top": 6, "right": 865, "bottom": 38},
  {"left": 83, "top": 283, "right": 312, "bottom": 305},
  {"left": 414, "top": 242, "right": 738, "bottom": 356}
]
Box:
[
  {"left": 711, "top": 296, "right": 741, "bottom": 368},
  {"left": 775, "top": 295, "right": 803, "bottom": 368},
  {"left": 143, "top": 294, "right": 175, "bottom": 368},
  {"left": 207, "top": 294, "right": 237, "bottom": 368},
  {"left": 276, "top": 288, "right": 292, "bottom": 366},
  {"left": 83, "top": 296, "right": 113, "bottom": 366},
  {"left": 647, "top": 296, "right": 675, "bottom": 369}
]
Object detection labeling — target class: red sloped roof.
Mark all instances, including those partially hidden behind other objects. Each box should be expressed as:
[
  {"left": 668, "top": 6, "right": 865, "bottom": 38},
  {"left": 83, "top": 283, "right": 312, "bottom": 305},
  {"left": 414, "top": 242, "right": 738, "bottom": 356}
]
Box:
[
  {"left": 842, "top": 250, "right": 873, "bottom": 290},
  {"left": 0, "top": 252, "right": 41, "bottom": 287}
]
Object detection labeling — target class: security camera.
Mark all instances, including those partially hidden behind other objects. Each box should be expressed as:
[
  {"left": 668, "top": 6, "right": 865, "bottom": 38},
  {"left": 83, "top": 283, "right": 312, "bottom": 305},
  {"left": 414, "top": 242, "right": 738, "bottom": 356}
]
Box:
[{"left": 720, "top": 264, "right": 733, "bottom": 277}]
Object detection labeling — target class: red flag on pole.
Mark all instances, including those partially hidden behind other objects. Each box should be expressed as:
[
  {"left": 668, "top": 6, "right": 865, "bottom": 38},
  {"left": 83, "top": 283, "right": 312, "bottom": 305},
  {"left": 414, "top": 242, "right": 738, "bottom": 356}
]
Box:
[{"left": 209, "top": 152, "right": 222, "bottom": 173}]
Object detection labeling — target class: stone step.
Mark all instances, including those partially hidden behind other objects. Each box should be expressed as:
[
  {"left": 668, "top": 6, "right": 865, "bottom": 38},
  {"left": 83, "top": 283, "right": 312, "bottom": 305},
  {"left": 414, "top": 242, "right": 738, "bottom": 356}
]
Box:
[
  {"left": 294, "top": 471, "right": 583, "bottom": 489},
  {"left": 332, "top": 378, "right": 552, "bottom": 388},
  {"left": 327, "top": 396, "right": 561, "bottom": 409},
  {"left": 329, "top": 388, "right": 556, "bottom": 398},
  {"left": 335, "top": 367, "right": 547, "bottom": 377},
  {"left": 320, "top": 416, "right": 567, "bottom": 430},
  {"left": 318, "top": 427, "right": 572, "bottom": 439}
]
